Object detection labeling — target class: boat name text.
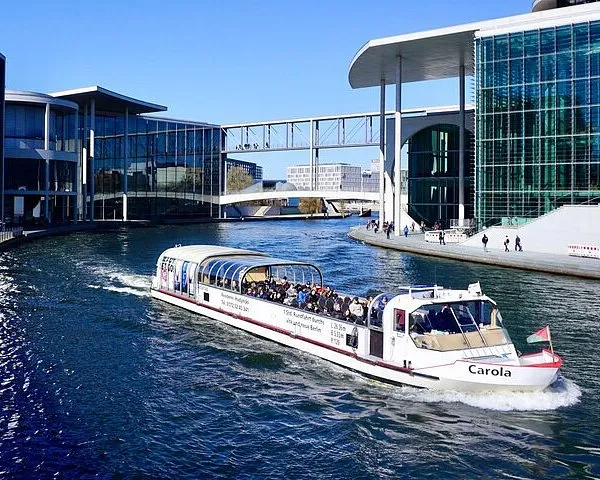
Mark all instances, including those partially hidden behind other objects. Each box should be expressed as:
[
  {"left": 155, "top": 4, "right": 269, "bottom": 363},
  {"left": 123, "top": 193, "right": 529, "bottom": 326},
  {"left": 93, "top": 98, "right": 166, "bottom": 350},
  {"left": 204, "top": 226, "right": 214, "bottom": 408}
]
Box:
[{"left": 468, "top": 365, "right": 512, "bottom": 377}]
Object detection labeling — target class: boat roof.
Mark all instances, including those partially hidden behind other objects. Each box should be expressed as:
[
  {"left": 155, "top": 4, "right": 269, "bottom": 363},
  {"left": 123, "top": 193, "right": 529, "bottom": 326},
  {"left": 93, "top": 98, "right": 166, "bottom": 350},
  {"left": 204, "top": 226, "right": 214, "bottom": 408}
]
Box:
[
  {"left": 157, "top": 245, "right": 319, "bottom": 270},
  {"left": 158, "top": 245, "right": 265, "bottom": 264}
]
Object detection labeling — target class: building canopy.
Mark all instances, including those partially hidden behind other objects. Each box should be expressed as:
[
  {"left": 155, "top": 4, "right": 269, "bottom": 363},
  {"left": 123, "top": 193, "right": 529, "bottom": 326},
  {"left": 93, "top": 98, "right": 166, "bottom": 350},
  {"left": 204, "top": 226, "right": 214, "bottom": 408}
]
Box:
[{"left": 50, "top": 85, "right": 166, "bottom": 114}]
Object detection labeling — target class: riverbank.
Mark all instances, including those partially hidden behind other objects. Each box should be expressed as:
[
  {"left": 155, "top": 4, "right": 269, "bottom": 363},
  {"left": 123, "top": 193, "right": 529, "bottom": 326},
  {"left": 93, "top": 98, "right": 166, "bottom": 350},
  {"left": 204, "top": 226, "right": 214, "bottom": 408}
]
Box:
[{"left": 348, "top": 225, "right": 600, "bottom": 280}]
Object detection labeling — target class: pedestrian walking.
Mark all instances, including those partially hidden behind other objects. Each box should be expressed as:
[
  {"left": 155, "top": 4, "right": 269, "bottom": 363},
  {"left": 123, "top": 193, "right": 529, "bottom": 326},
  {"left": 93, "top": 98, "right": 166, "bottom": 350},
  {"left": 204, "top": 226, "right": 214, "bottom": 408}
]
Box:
[
  {"left": 404, "top": 225, "right": 409, "bottom": 238},
  {"left": 482, "top": 234, "right": 488, "bottom": 252},
  {"left": 515, "top": 235, "right": 523, "bottom": 251},
  {"left": 504, "top": 235, "right": 510, "bottom": 252},
  {"left": 439, "top": 230, "right": 445, "bottom": 245}
]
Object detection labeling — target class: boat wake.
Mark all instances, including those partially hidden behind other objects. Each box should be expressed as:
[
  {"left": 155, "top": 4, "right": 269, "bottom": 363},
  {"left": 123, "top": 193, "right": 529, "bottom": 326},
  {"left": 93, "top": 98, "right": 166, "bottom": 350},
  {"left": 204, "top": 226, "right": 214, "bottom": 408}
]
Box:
[
  {"left": 87, "top": 266, "right": 150, "bottom": 298},
  {"left": 393, "top": 375, "right": 581, "bottom": 411}
]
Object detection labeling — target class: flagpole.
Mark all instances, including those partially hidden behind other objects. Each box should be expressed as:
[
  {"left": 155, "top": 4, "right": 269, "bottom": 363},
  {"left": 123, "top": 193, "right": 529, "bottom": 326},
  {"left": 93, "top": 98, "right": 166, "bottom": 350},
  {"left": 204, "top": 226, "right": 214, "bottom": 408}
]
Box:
[{"left": 547, "top": 326, "right": 554, "bottom": 355}]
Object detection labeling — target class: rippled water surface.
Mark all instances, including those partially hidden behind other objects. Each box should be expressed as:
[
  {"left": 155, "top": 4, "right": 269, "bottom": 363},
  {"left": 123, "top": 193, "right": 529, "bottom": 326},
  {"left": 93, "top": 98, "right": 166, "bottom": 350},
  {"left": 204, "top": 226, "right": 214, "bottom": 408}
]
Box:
[{"left": 0, "top": 218, "right": 599, "bottom": 479}]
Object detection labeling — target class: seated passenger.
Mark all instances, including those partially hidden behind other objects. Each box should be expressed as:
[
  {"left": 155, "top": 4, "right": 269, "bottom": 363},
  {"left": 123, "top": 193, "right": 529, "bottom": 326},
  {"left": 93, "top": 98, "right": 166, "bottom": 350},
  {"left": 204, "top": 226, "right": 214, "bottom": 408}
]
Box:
[{"left": 349, "top": 297, "right": 364, "bottom": 323}]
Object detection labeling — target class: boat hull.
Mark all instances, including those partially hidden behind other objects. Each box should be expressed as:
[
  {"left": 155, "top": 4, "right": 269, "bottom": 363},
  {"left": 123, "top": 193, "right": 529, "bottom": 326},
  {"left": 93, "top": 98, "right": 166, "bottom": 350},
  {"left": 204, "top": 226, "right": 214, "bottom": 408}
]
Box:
[{"left": 150, "top": 288, "right": 560, "bottom": 392}]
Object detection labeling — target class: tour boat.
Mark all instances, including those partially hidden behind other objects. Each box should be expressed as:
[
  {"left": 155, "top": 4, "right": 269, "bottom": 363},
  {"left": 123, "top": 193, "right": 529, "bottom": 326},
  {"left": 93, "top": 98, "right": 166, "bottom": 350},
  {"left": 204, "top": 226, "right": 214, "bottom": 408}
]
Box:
[{"left": 150, "top": 245, "right": 562, "bottom": 392}]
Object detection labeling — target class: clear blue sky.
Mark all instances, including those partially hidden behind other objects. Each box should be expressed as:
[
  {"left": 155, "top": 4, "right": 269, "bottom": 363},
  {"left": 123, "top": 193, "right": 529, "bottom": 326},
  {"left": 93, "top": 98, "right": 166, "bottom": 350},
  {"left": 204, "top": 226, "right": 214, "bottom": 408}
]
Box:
[{"left": 2, "top": 0, "right": 530, "bottom": 178}]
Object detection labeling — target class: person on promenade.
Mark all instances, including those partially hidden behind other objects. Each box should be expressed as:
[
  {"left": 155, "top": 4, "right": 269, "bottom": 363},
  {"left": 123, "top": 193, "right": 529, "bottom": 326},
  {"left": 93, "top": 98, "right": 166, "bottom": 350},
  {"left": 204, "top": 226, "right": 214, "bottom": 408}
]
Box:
[
  {"left": 439, "top": 230, "right": 445, "bottom": 245},
  {"left": 504, "top": 236, "right": 510, "bottom": 252},
  {"left": 515, "top": 235, "right": 523, "bottom": 252},
  {"left": 386, "top": 223, "right": 393, "bottom": 239},
  {"left": 420, "top": 221, "right": 425, "bottom": 233},
  {"left": 482, "top": 234, "right": 488, "bottom": 252},
  {"left": 404, "top": 225, "right": 409, "bottom": 237}
]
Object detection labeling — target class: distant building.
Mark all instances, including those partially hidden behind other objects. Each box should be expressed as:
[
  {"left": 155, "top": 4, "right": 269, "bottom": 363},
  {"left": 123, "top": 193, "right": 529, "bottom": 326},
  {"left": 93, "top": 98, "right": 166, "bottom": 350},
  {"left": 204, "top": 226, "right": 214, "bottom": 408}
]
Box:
[
  {"left": 287, "top": 163, "right": 362, "bottom": 191},
  {"left": 362, "top": 159, "right": 407, "bottom": 194},
  {"left": 224, "top": 157, "right": 263, "bottom": 187},
  {"left": 287, "top": 160, "right": 406, "bottom": 193}
]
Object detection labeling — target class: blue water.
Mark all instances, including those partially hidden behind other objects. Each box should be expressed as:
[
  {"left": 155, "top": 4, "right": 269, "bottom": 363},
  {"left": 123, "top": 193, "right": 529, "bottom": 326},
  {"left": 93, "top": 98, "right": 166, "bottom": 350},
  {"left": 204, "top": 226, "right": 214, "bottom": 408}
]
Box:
[{"left": 0, "top": 217, "right": 598, "bottom": 479}]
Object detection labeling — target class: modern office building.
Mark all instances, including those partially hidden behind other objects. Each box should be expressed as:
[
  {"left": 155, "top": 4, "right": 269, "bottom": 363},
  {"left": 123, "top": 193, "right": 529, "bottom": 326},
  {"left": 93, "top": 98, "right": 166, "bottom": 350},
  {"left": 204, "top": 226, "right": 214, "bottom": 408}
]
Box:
[
  {"left": 49, "top": 87, "right": 224, "bottom": 222},
  {"left": 287, "top": 163, "right": 364, "bottom": 191},
  {"left": 0, "top": 54, "right": 5, "bottom": 226},
  {"left": 224, "top": 157, "right": 263, "bottom": 190},
  {"left": 408, "top": 125, "right": 473, "bottom": 226},
  {"left": 349, "top": 1, "right": 600, "bottom": 231},
  {"left": 3, "top": 90, "right": 79, "bottom": 224}
]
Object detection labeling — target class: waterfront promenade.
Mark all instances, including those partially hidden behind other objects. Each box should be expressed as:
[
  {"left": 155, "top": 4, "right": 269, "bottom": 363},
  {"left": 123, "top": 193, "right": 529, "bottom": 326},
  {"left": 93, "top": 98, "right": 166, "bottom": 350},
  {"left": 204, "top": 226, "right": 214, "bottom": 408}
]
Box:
[{"left": 349, "top": 225, "right": 600, "bottom": 280}]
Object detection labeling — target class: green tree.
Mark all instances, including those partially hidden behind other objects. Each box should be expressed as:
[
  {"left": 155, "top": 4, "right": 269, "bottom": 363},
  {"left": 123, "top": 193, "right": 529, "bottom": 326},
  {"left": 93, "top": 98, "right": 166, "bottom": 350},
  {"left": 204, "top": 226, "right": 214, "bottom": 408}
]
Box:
[
  {"left": 226, "top": 166, "right": 253, "bottom": 193},
  {"left": 299, "top": 198, "right": 322, "bottom": 215}
]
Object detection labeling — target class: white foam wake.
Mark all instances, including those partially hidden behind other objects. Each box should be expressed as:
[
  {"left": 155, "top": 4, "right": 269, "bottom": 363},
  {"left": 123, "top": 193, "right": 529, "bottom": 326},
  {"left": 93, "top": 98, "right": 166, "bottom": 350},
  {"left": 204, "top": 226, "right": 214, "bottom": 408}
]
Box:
[
  {"left": 393, "top": 376, "right": 581, "bottom": 411},
  {"left": 87, "top": 265, "right": 151, "bottom": 297}
]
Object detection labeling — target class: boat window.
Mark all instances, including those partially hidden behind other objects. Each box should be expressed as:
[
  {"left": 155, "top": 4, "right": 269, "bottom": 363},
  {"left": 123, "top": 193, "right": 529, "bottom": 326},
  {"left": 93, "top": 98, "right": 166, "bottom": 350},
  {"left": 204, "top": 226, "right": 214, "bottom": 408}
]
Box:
[
  {"left": 407, "top": 300, "right": 509, "bottom": 351},
  {"left": 368, "top": 293, "right": 395, "bottom": 329},
  {"left": 394, "top": 309, "right": 406, "bottom": 333}
]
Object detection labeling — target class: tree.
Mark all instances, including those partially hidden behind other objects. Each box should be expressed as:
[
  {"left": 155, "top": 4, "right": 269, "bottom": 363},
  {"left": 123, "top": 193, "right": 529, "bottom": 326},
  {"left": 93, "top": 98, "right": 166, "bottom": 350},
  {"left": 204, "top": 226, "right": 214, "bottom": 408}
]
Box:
[
  {"left": 299, "top": 198, "right": 322, "bottom": 215},
  {"left": 226, "top": 166, "right": 253, "bottom": 193}
]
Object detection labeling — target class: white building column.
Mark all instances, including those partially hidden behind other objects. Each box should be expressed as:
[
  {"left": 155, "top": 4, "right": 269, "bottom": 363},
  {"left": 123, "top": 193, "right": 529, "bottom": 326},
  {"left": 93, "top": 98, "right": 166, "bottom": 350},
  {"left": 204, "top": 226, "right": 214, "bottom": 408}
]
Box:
[
  {"left": 379, "top": 78, "right": 386, "bottom": 225},
  {"left": 314, "top": 120, "right": 319, "bottom": 191},
  {"left": 458, "top": 64, "right": 466, "bottom": 226},
  {"left": 44, "top": 103, "right": 50, "bottom": 223},
  {"left": 123, "top": 107, "right": 128, "bottom": 221},
  {"left": 90, "top": 98, "right": 95, "bottom": 222},
  {"left": 394, "top": 56, "right": 402, "bottom": 236},
  {"left": 308, "top": 119, "right": 314, "bottom": 190},
  {"left": 72, "top": 107, "right": 78, "bottom": 224}
]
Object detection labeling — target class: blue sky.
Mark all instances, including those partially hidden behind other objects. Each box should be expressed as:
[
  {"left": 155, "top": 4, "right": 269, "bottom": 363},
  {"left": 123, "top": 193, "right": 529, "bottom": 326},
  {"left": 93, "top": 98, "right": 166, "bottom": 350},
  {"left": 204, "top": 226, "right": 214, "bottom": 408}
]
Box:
[{"left": 2, "top": 0, "right": 531, "bottom": 178}]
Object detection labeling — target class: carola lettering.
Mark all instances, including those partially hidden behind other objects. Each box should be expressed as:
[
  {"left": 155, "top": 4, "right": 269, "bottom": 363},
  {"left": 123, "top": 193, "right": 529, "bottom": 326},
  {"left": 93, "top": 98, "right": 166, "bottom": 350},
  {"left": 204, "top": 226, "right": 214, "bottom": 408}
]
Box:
[{"left": 469, "top": 364, "right": 512, "bottom": 377}]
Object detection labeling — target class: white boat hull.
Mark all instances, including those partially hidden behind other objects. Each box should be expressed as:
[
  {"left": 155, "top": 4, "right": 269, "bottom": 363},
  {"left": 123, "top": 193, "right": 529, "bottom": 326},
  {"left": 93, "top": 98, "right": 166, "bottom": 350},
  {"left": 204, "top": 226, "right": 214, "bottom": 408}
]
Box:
[{"left": 150, "top": 287, "right": 560, "bottom": 392}]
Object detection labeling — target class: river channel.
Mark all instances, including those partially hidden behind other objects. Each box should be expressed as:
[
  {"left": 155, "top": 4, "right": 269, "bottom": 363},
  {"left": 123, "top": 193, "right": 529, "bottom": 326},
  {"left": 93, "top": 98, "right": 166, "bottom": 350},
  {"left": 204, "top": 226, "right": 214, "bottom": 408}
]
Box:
[{"left": 0, "top": 217, "right": 598, "bottom": 478}]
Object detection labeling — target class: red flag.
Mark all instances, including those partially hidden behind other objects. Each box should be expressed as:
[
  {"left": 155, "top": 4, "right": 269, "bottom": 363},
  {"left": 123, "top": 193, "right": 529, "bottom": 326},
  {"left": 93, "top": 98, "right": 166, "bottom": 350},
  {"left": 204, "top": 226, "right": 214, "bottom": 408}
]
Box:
[{"left": 527, "top": 325, "right": 550, "bottom": 344}]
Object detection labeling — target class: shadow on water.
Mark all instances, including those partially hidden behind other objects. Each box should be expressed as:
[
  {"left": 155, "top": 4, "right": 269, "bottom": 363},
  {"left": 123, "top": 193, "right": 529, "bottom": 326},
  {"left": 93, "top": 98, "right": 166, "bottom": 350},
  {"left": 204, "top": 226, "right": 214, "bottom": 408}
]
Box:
[{"left": 0, "top": 217, "right": 599, "bottom": 479}]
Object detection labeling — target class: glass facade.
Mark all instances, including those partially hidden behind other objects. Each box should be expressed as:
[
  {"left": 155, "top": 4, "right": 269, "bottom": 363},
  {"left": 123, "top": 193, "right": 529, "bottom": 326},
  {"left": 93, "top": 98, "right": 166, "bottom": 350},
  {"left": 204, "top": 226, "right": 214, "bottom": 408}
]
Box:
[
  {"left": 2, "top": 95, "right": 78, "bottom": 225},
  {"left": 92, "top": 115, "right": 222, "bottom": 220},
  {"left": 475, "top": 20, "right": 600, "bottom": 227},
  {"left": 407, "top": 124, "right": 473, "bottom": 227}
]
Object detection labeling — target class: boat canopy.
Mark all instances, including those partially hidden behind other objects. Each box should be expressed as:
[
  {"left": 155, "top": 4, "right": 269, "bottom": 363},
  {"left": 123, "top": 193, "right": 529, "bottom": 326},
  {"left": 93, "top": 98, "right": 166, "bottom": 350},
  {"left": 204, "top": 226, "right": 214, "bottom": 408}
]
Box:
[{"left": 157, "top": 245, "right": 323, "bottom": 293}]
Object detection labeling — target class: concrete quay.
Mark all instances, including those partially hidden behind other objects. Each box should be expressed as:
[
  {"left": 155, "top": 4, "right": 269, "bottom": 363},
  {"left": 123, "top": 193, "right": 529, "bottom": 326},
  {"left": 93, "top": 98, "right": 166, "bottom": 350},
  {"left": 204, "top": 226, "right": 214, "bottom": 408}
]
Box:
[{"left": 348, "top": 226, "right": 600, "bottom": 280}]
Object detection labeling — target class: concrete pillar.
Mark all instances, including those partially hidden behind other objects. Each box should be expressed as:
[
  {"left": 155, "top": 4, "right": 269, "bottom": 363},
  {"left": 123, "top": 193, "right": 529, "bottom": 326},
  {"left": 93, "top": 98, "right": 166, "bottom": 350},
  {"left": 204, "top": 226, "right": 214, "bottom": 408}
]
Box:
[
  {"left": 72, "top": 107, "right": 78, "bottom": 224},
  {"left": 123, "top": 107, "right": 128, "bottom": 221},
  {"left": 44, "top": 103, "right": 50, "bottom": 223},
  {"left": 314, "top": 120, "right": 319, "bottom": 191},
  {"left": 394, "top": 56, "right": 402, "bottom": 236},
  {"left": 379, "top": 78, "right": 386, "bottom": 225},
  {"left": 90, "top": 98, "right": 95, "bottom": 222},
  {"left": 82, "top": 103, "right": 88, "bottom": 222},
  {"left": 459, "top": 64, "right": 466, "bottom": 226},
  {"left": 309, "top": 119, "right": 314, "bottom": 190}
]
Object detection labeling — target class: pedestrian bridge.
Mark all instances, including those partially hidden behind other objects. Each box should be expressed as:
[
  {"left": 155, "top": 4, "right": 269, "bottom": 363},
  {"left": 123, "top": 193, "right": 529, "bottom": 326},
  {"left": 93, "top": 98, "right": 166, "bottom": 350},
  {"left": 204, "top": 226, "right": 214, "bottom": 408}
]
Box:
[{"left": 219, "top": 190, "right": 378, "bottom": 205}]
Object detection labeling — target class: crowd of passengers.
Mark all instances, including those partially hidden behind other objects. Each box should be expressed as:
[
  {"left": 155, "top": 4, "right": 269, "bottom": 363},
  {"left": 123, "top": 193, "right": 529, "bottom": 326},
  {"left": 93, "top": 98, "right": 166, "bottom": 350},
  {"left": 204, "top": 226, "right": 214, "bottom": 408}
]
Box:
[{"left": 240, "top": 277, "right": 386, "bottom": 326}]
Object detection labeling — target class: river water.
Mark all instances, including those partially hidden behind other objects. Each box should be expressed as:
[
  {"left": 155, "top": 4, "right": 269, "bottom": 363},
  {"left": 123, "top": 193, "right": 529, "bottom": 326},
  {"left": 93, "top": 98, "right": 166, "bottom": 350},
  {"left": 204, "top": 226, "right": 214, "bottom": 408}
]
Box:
[{"left": 0, "top": 217, "right": 598, "bottom": 479}]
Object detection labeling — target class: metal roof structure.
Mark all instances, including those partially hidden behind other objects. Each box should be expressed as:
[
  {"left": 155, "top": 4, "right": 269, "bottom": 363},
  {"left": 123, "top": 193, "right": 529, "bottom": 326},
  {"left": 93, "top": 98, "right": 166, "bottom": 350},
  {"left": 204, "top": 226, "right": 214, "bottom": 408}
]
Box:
[
  {"left": 348, "top": 2, "right": 600, "bottom": 88},
  {"left": 50, "top": 85, "right": 167, "bottom": 114}
]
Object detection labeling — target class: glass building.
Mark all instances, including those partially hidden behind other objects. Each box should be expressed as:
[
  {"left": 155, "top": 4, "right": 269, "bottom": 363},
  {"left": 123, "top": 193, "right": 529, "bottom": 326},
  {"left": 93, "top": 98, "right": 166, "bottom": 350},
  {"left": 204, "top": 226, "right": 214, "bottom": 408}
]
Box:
[
  {"left": 475, "top": 19, "right": 600, "bottom": 227},
  {"left": 0, "top": 53, "right": 4, "bottom": 225},
  {"left": 51, "top": 86, "right": 224, "bottom": 222},
  {"left": 3, "top": 90, "right": 79, "bottom": 225},
  {"left": 93, "top": 114, "right": 221, "bottom": 220},
  {"left": 408, "top": 125, "right": 473, "bottom": 227}
]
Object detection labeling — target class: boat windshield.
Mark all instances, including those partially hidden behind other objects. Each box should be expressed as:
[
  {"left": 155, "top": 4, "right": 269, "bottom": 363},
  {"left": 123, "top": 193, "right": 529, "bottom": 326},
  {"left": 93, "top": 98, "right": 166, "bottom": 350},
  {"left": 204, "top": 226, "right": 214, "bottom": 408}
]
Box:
[{"left": 408, "top": 300, "right": 510, "bottom": 351}]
